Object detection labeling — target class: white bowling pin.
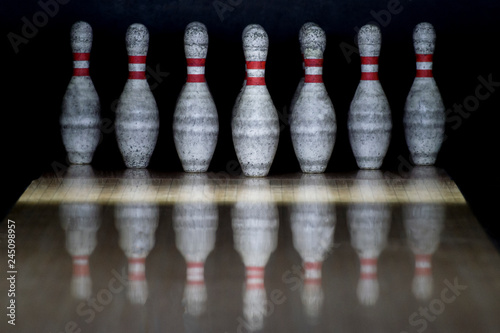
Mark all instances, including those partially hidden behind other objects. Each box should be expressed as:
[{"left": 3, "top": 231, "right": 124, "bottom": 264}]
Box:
[
  {"left": 290, "top": 23, "right": 337, "bottom": 173},
  {"left": 404, "top": 22, "right": 445, "bottom": 166},
  {"left": 60, "top": 21, "right": 101, "bottom": 165},
  {"left": 173, "top": 22, "right": 219, "bottom": 173},
  {"left": 115, "top": 23, "right": 159, "bottom": 169},
  {"left": 232, "top": 24, "right": 280, "bottom": 177},
  {"left": 348, "top": 24, "right": 392, "bottom": 169}
]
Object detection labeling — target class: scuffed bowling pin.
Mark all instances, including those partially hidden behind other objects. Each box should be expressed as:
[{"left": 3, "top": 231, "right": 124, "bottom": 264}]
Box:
[
  {"left": 404, "top": 23, "right": 445, "bottom": 166},
  {"left": 290, "top": 23, "right": 337, "bottom": 173},
  {"left": 115, "top": 23, "right": 159, "bottom": 169},
  {"left": 348, "top": 24, "right": 392, "bottom": 169},
  {"left": 173, "top": 22, "right": 219, "bottom": 172},
  {"left": 232, "top": 25, "right": 280, "bottom": 177},
  {"left": 60, "top": 21, "right": 101, "bottom": 165}
]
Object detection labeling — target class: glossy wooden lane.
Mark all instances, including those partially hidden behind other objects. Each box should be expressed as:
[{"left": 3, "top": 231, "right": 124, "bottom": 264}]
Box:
[{"left": 1, "top": 166, "right": 499, "bottom": 333}]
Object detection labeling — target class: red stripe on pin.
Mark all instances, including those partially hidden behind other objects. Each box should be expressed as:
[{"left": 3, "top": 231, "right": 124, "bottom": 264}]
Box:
[
  {"left": 73, "top": 68, "right": 89, "bottom": 76},
  {"left": 305, "top": 278, "right": 322, "bottom": 285},
  {"left": 361, "top": 56, "right": 378, "bottom": 65},
  {"left": 361, "top": 272, "right": 377, "bottom": 280},
  {"left": 361, "top": 258, "right": 377, "bottom": 265},
  {"left": 246, "top": 283, "right": 265, "bottom": 290},
  {"left": 304, "top": 58, "right": 323, "bottom": 67},
  {"left": 246, "top": 61, "right": 266, "bottom": 69},
  {"left": 416, "top": 69, "right": 433, "bottom": 77},
  {"left": 416, "top": 54, "right": 433, "bottom": 62},
  {"left": 304, "top": 75, "right": 323, "bottom": 83},
  {"left": 73, "top": 52, "right": 90, "bottom": 61},
  {"left": 129, "top": 257, "right": 146, "bottom": 264},
  {"left": 129, "top": 71, "right": 146, "bottom": 79},
  {"left": 246, "top": 77, "right": 265, "bottom": 85},
  {"left": 73, "top": 263, "right": 89, "bottom": 276},
  {"left": 416, "top": 267, "right": 432, "bottom": 276},
  {"left": 187, "top": 74, "right": 206, "bottom": 82},
  {"left": 361, "top": 72, "right": 379, "bottom": 80},
  {"left": 304, "top": 262, "right": 322, "bottom": 270},
  {"left": 129, "top": 272, "right": 146, "bottom": 281},
  {"left": 187, "top": 280, "right": 205, "bottom": 286},
  {"left": 128, "top": 55, "right": 147, "bottom": 64},
  {"left": 187, "top": 262, "right": 204, "bottom": 268},
  {"left": 187, "top": 58, "right": 206, "bottom": 66}
]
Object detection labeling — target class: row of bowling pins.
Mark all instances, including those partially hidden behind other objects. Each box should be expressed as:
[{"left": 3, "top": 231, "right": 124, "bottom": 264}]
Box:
[
  {"left": 61, "top": 20, "right": 445, "bottom": 176},
  {"left": 61, "top": 166, "right": 443, "bottom": 320}
]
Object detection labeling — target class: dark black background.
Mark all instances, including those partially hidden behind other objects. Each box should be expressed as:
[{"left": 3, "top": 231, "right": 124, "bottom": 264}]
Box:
[{"left": 1, "top": 0, "right": 499, "bottom": 245}]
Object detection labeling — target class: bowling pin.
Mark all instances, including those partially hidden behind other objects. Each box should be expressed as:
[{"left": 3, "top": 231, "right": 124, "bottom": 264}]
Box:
[
  {"left": 173, "top": 22, "right": 219, "bottom": 172},
  {"left": 60, "top": 21, "right": 101, "bottom": 165},
  {"left": 290, "top": 23, "right": 337, "bottom": 173},
  {"left": 348, "top": 24, "right": 392, "bottom": 169},
  {"left": 115, "top": 23, "right": 159, "bottom": 169},
  {"left": 404, "top": 22, "right": 445, "bottom": 166},
  {"left": 232, "top": 24, "right": 280, "bottom": 177}
]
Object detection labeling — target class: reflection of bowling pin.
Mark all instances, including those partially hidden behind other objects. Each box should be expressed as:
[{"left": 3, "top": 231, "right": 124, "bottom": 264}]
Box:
[
  {"left": 115, "top": 169, "right": 159, "bottom": 304},
  {"left": 404, "top": 22, "right": 445, "bottom": 166},
  {"left": 290, "top": 23, "right": 336, "bottom": 173},
  {"left": 60, "top": 21, "right": 100, "bottom": 165},
  {"left": 59, "top": 165, "right": 101, "bottom": 299},
  {"left": 173, "top": 22, "right": 219, "bottom": 173},
  {"left": 232, "top": 25, "right": 280, "bottom": 177},
  {"left": 403, "top": 167, "right": 444, "bottom": 300},
  {"left": 174, "top": 174, "right": 218, "bottom": 316},
  {"left": 290, "top": 174, "right": 335, "bottom": 322},
  {"left": 347, "top": 170, "right": 391, "bottom": 306},
  {"left": 348, "top": 24, "right": 392, "bottom": 170},
  {"left": 232, "top": 179, "right": 279, "bottom": 331},
  {"left": 115, "top": 23, "right": 159, "bottom": 168}
]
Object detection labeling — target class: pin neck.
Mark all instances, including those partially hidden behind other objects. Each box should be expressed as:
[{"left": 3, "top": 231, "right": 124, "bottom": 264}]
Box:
[
  {"left": 128, "top": 55, "right": 147, "bottom": 80},
  {"left": 304, "top": 262, "right": 322, "bottom": 285},
  {"left": 72, "top": 52, "right": 90, "bottom": 76},
  {"left": 245, "top": 61, "right": 266, "bottom": 86},
  {"left": 72, "top": 255, "right": 89, "bottom": 276},
  {"left": 360, "top": 257, "right": 377, "bottom": 280},
  {"left": 415, "top": 254, "right": 432, "bottom": 276},
  {"left": 303, "top": 58, "right": 323, "bottom": 83},
  {"left": 360, "top": 56, "right": 379, "bottom": 81},
  {"left": 128, "top": 257, "right": 146, "bottom": 281},
  {"left": 186, "top": 58, "right": 206, "bottom": 82},
  {"left": 415, "top": 54, "right": 433, "bottom": 78},
  {"left": 187, "top": 261, "right": 205, "bottom": 285},
  {"left": 245, "top": 266, "right": 265, "bottom": 290}
]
